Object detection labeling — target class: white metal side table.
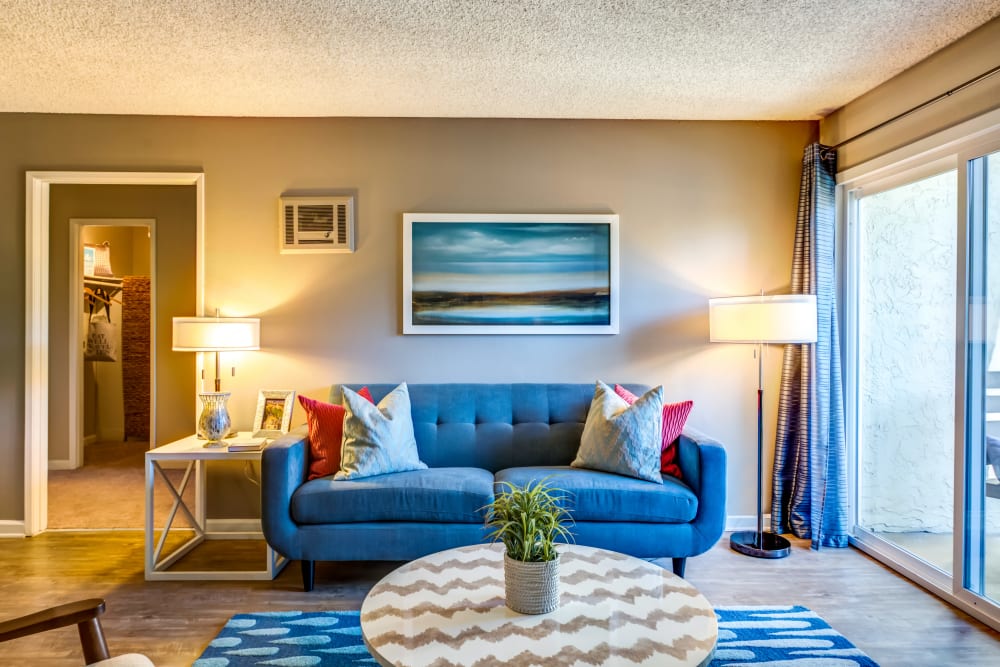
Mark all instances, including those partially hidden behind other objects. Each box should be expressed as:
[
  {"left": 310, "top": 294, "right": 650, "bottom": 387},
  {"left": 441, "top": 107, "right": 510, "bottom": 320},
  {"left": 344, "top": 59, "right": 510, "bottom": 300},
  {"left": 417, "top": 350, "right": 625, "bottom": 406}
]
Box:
[{"left": 144, "top": 433, "right": 288, "bottom": 581}]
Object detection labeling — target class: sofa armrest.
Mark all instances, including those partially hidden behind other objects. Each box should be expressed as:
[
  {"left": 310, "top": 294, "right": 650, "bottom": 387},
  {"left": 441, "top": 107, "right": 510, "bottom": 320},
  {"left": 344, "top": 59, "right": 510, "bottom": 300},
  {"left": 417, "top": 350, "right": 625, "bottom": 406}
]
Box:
[
  {"left": 677, "top": 427, "right": 727, "bottom": 549},
  {"left": 260, "top": 425, "right": 309, "bottom": 558}
]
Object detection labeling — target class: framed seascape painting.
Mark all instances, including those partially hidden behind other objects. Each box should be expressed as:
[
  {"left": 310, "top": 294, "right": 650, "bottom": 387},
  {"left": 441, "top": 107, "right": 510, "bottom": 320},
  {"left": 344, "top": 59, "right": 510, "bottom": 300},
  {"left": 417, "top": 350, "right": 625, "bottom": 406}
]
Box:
[{"left": 403, "top": 213, "right": 619, "bottom": 334}]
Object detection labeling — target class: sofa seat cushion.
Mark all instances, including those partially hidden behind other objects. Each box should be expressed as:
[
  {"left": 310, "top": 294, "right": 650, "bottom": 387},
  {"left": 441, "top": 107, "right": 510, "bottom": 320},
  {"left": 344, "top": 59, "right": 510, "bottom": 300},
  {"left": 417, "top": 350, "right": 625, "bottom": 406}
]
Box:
[
  {"left": 495, "top": 466, "right": 697, "bottom": 523},
  {"left": 291, "top": 467, "right": 494, "bottom": 524}
]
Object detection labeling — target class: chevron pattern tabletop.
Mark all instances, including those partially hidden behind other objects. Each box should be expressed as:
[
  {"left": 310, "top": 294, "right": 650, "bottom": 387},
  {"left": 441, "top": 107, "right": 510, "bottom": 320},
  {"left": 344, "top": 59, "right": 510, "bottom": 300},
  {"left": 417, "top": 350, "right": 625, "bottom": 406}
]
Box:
[{"left": 359, "top": 543, "right": 718, "bottom": 667}]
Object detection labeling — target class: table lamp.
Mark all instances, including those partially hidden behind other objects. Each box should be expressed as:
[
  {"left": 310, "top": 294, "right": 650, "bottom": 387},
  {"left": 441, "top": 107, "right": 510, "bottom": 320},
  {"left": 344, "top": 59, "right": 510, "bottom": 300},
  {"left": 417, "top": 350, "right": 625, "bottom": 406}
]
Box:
[
  {"left": 172, "top": 312, "right": 260, "bottom": 446},
  {"left": 709, "top": 293, "right": 817, "bottom": 558}
]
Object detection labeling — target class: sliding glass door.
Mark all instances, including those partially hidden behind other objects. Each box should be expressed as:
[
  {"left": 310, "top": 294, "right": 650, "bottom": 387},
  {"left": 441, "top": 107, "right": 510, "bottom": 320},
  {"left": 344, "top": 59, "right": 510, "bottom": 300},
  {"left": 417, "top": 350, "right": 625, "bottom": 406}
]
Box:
[
  {"left": 854, "top": 167, "right": 958, "bottom": 576},
  {"left": 846, "top": 134, "right": 1000, "bottom": 629}
]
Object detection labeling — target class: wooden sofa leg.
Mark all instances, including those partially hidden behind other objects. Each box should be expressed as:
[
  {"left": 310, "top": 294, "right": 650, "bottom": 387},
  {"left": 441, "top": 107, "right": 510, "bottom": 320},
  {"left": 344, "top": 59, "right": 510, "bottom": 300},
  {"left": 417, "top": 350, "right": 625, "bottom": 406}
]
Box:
[
  {"left": 672, "top": 557, "right": 686, "bottom": 578},
  {"left": 301, "top": 560, "right": 315, "bottom": 592}
]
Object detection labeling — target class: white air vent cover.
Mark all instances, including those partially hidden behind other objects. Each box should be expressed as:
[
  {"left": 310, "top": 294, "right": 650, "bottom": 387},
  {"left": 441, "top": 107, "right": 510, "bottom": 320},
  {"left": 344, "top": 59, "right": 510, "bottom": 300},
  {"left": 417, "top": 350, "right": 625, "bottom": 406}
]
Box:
[{"left": 279, "top": 196, "right": 355, "bottom": 254}]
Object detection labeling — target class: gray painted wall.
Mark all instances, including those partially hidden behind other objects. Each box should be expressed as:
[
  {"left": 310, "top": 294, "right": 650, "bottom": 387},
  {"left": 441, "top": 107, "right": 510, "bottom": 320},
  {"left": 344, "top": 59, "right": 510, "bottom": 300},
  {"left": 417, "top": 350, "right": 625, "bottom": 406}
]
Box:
[{"left": 1, "top": 114, "right": 814, "bottom": 524}]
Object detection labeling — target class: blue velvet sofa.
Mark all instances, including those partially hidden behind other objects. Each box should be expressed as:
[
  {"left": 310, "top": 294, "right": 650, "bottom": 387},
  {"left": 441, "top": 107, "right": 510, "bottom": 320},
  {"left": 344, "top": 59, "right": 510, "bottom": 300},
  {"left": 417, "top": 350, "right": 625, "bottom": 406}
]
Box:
[{"left": 261, "top": 383, "right": 727, "bottom": 591}]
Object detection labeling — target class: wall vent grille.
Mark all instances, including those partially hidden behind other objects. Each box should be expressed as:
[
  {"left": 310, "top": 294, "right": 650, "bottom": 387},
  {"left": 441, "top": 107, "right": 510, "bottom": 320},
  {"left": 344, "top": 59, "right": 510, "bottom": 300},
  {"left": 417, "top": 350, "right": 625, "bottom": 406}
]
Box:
[{"left": 279, "top": 196, "right": 354, "bottom": 253}]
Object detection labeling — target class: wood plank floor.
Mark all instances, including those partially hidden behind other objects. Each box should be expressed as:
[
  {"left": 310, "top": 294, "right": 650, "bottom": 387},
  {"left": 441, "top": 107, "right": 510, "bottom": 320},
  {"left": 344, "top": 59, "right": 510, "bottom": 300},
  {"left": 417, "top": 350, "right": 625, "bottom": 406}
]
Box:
[{"left": 0, "top": 532, "right": 996, "bottom": 666}]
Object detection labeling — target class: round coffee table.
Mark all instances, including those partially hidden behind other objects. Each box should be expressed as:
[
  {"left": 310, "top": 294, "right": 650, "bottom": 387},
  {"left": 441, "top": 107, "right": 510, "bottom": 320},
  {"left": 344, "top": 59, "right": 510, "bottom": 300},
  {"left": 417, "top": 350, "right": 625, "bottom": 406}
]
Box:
[{"left": 360, "top": 543, "right": 717, "bottom": 666}]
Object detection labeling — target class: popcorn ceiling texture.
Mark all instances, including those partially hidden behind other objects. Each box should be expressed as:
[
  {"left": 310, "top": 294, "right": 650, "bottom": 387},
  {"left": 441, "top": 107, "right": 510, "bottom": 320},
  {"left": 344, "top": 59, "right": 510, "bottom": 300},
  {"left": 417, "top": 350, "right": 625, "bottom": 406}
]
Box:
[{"left": 1, "top": 0, "right": 998, "bottom": 119}]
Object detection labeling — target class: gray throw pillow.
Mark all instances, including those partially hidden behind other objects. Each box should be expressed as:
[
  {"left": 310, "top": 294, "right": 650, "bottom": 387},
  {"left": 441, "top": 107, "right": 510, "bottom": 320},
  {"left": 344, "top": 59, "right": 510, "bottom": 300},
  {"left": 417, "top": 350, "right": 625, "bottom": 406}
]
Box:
[
  {"left": 335, "top": 382, "right": 427, "bottom": 480},
  {"left": 572, "top": 380, "right": 664, "bottom": 484}
]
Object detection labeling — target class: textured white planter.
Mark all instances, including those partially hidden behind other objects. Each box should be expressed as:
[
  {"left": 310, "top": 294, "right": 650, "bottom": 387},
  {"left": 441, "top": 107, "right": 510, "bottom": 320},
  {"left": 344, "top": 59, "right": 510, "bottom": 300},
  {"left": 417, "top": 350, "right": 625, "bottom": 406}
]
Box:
[{"left": 504, "top": 552, "right": 560, "bottom": 614}]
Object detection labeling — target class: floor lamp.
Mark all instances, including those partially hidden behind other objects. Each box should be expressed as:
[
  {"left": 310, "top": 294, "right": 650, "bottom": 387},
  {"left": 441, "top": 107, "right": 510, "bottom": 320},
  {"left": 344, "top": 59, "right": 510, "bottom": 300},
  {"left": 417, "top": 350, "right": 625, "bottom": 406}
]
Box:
[{"left": 709, "top": 294, "right": 817, "bottom": 558}]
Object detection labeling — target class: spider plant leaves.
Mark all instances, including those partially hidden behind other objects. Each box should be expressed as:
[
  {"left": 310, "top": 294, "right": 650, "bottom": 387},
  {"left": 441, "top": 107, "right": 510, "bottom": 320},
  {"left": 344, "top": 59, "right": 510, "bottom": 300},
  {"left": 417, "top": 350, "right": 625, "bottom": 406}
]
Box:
[{"left": 483, "top": 477, "right": 574, "bottom": 563}]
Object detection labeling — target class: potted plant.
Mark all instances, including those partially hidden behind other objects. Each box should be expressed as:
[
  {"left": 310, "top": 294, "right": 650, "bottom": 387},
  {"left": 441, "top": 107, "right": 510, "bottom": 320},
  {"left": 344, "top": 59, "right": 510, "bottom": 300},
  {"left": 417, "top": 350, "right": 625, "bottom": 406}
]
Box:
[{"left": 484, "top": 478, "right": 574, "bottom": 614}]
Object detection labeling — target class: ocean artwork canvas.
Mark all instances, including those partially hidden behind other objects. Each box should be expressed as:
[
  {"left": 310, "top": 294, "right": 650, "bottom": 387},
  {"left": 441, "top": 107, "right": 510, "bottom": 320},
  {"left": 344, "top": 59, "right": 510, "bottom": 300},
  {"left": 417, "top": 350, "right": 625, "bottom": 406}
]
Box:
[{"left": 404, "top": 214, "right": 619, "bottom": 334}]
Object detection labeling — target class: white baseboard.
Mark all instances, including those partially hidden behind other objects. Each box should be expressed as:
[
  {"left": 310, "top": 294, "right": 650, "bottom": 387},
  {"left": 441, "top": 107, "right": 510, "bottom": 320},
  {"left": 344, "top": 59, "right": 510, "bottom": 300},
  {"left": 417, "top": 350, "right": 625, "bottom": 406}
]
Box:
[
  {"left": 205, "top": 518, "right": 262, "bottom": 537},
  {"left": 0, "top": 520, "right": 26, "bottom": 537},
  {"left": 2, "top": 515, "right": 775, "bottom": 541},
  {"left": 84, "top": 434, "right": 98, "bottom": 446},
  {"left": 48, "top": 459, "right": 75, "bottom": 471},
  {"left": 3, "top": 515, "right": 770, "bottom": 540},
  {"left": 726, "top": 514, "right": 772, "bottom": 532}
]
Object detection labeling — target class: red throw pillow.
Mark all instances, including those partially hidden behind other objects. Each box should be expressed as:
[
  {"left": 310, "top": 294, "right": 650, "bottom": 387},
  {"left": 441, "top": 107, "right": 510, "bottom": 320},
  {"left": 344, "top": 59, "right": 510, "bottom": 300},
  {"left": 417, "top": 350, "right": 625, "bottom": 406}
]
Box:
[
  {"left": 614, "top": 384, "right": 692, "bottom": 480},
  {"left": 299, "top": 387, "right": 374, "bottom": 480}
]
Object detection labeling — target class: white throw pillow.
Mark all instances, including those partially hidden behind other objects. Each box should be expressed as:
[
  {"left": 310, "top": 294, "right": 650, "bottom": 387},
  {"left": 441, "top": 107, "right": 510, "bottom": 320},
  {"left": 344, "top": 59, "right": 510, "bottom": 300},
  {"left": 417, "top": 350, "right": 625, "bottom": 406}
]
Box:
[
  {"left": 335, "top": 382, "right": 427, "bottom": 480},
  {"left": 572, "top": 380, "right": 663, "bottom": 484}
]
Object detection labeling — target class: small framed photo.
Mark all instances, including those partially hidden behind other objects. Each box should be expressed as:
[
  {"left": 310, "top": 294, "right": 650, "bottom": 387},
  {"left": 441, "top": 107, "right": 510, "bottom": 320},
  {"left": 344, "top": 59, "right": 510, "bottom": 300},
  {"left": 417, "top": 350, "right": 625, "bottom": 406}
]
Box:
[{"left": 252, "top": 389, "right": 297, "bottom": 438}]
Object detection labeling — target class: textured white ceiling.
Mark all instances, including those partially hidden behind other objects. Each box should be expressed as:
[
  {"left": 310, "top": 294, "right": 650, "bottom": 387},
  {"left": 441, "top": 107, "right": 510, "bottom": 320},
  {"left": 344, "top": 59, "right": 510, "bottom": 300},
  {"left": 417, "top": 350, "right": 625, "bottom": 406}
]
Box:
[{"left": 1, "top": 0, "right": 998, "bottom": 120}]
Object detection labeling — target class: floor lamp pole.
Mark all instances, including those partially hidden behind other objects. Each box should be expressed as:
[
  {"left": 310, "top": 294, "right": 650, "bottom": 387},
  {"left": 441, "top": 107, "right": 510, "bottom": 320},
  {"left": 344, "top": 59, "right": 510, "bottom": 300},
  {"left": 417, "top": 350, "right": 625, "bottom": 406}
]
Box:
[{"left": 730, "top": 342, "right": 792, "bottom": 559}]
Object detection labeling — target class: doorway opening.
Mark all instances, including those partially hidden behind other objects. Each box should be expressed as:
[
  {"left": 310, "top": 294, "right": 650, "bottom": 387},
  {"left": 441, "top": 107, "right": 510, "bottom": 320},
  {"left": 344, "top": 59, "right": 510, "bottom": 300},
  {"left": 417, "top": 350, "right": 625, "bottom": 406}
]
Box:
[
  {"left": 23, "top": 171, "right": 205, "bottom": 537},
  {"left": 48, "top": 220, "right": 157, "bottom": 529}
]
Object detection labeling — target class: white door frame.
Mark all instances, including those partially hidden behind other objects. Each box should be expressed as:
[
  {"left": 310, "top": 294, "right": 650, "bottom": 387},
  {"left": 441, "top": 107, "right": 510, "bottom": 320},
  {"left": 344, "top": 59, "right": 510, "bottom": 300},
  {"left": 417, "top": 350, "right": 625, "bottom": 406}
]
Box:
[
  {"left": 67, "top": 218, "right": 156, "bottom": 469},
  {"left": 25, "top": 171, "right": 205, "bottom": 536}
]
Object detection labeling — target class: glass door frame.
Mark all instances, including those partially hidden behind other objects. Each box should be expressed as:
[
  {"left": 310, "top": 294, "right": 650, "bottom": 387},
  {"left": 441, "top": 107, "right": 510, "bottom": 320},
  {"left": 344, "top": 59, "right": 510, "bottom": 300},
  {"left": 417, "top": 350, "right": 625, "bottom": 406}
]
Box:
[
  {"left": 956, "top": 136, "right": 1000, "bottom": 621},
  {"left": 839, "top": 113, "right": 1000, "bottom": 631}
]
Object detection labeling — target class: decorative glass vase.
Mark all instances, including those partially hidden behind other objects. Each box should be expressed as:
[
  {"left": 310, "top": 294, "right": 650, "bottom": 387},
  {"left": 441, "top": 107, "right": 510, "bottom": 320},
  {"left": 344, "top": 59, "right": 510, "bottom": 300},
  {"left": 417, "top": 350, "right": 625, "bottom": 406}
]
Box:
[
  {"left": 197, "top": 392, "right": 232, "bottom": 445},
  {"left": 503, "top": 551, "right": 560, "bottom": 614}
]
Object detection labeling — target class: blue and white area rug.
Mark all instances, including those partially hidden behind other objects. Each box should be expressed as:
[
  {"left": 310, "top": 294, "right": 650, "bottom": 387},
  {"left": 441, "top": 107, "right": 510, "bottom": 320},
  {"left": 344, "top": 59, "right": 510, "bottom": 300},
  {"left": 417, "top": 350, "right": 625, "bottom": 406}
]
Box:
[
  {"left": 195, "top": 605, "right": 879, "bottom": 666},
  {"left": 712, "top": 606, "right": 878, "bottom": 665}
]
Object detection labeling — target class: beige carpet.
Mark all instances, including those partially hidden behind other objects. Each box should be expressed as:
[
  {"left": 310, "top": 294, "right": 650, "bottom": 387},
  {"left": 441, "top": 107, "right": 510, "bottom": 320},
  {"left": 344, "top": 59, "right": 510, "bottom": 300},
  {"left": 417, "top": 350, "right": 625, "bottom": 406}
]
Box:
[{"left": 48, "top": 440, "right": 195, "bottom": 529}]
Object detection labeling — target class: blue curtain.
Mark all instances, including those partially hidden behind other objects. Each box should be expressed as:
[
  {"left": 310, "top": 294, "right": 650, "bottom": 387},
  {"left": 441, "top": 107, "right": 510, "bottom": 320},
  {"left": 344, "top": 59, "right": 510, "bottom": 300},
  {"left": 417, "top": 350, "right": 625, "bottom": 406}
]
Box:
[{"left": 771, "top": 143, "right": 849, "bottom": 549}]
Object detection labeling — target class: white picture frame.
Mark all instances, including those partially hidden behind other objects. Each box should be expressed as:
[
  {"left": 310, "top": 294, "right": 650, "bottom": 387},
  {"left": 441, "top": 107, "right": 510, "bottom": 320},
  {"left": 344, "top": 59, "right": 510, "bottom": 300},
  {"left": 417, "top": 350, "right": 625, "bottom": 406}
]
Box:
[
  {"left": 252, "top": 389, "right": 297, "bottom": 438},
  {"left": 403, "top": 213, "right": 620, "bottom": 335}
]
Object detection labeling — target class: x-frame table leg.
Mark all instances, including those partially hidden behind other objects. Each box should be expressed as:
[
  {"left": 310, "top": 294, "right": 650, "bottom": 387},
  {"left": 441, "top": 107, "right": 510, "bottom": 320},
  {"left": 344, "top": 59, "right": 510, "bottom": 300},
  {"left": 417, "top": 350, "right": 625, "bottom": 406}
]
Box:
[{"left": 147, "top": 460, "right": 205, "bottom": 574}]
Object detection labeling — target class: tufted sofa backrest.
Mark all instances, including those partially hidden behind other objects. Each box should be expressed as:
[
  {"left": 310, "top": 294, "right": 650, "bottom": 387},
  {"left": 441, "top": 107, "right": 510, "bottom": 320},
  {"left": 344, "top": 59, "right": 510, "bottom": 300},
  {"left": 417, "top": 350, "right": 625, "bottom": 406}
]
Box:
[{"left": 329, "top": 383, "right": 650, "bottom": 473}]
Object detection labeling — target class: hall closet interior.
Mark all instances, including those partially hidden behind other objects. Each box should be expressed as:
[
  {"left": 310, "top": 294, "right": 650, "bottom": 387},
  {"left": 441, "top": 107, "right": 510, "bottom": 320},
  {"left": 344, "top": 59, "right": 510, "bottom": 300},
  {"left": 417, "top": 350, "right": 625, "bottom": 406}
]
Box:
[{"left": 81, "top": 231, "right": 151, "bottom": 445}]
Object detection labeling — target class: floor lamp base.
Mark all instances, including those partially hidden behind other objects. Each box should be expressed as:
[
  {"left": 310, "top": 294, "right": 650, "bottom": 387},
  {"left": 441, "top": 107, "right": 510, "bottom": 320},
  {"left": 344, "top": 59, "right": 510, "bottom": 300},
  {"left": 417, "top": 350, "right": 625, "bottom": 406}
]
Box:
[{"left": 730, "top": 530, "right": 792, "bottom": 559}]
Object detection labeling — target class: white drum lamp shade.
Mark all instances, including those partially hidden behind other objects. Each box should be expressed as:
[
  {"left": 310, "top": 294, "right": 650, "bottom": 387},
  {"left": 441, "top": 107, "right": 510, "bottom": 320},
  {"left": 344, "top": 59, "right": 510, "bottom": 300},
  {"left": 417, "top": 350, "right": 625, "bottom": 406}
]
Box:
[
  {"left": 709, "top": 294, "right": 817, "bottom": 344},
  {"left": 172, "top": 317, "right": 261, "bottom": 352}
]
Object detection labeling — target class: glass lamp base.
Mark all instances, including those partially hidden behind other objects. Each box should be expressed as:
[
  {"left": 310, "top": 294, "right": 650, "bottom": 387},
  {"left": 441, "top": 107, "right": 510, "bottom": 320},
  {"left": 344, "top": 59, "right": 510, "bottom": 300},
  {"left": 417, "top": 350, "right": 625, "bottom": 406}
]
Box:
[
  {"left": 730, "top": 530, "right": 791, "bottom": 559},
  {"left": 197, "top": 392, "right": 232, "bottom": 445}
]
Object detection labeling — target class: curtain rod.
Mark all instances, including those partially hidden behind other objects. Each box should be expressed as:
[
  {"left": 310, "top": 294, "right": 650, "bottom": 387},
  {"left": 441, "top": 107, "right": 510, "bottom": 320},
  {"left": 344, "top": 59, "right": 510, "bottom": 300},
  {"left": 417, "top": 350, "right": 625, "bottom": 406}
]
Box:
[{"left": 828, "top": 64, "right": 1000, "bottom": 151}]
